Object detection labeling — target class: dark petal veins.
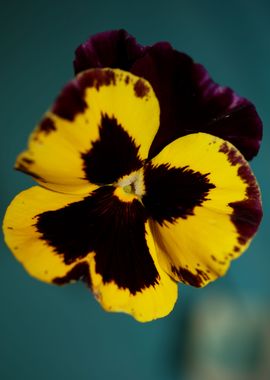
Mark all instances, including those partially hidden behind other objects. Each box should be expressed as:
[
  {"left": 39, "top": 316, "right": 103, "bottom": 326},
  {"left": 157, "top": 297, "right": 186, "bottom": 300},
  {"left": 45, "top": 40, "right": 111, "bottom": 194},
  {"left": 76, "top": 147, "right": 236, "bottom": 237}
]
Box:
[
  {"left": 130, "top": 43, "right": 262, "bottom": 160},
  {"left": 35, "top": 186, "right": 159, "bottom": 294},
  {"left": 74, "top": 29, "right": 147, "bottom": 74},
  {"left": 81, "top": 113, "right": 143, "bottom": 185},
  {"left": 142, "top": 163, "right": 215, "bottom": 225}
]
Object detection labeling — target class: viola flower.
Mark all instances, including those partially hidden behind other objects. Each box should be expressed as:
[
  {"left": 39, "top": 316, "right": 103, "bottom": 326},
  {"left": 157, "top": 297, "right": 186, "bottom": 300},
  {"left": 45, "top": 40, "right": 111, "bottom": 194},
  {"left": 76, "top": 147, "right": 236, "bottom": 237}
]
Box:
[{"left": 3, "top": 34, "right": 263, "bottom": 322}]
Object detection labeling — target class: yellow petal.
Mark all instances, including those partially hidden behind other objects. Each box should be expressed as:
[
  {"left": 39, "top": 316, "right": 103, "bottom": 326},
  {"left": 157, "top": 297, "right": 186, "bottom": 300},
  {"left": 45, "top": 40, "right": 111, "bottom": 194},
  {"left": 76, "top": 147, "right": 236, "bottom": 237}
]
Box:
[
  {"left": 144, "top": 133, "right": 262, "bottom": 287},
  {"left": 88, "top": 222, "right": 178, "bottom": 322},
  {"left": 16, "top": 69, "right": 160, "bottom": 194},
  {"left": 3, "top": 186, "right": 96, "bottom": 282}
]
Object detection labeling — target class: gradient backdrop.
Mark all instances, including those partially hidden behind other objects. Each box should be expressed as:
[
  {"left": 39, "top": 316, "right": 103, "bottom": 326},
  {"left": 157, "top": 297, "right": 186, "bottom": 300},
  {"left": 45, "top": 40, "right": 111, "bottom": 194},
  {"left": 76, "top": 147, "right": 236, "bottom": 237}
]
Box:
[{"left": 1, "top": 1, "right": 269, "bottom": 379}]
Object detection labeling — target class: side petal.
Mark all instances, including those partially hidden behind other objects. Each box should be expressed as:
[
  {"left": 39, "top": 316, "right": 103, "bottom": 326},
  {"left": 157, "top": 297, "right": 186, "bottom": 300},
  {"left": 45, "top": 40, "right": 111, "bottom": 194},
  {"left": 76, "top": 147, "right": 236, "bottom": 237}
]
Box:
[
  {"left": 143, "top": 133, "right": 262, "bottom": 286},
  {"left": 131, "top": 42, "right": 262, "bottom": 160},
  {"left": 3, "top": 186, "right": 95, "bottom": 283},
  {"left": 17, "top": 68, "right": 160, "bottom": 193},
  {"left": 74, "top": 29, "right": 147, "bottom": 74}
]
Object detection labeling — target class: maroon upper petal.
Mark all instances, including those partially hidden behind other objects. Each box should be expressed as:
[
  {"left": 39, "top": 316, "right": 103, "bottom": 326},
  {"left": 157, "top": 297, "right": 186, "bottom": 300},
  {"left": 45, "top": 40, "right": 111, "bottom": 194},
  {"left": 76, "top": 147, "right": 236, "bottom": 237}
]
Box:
[
  {"left": 74, "top": 29, "right": 147, "bottom": 73},
  {"left": 74, "top": 30, "right": 263, "bottom": 161}
]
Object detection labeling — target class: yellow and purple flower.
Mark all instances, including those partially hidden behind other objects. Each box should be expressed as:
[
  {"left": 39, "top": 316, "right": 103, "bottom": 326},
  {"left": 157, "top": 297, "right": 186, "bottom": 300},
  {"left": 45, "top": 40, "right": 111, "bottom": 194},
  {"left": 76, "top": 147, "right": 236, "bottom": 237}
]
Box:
[{"left": 3, "top": 30, "right": 263, "bottom": 322}]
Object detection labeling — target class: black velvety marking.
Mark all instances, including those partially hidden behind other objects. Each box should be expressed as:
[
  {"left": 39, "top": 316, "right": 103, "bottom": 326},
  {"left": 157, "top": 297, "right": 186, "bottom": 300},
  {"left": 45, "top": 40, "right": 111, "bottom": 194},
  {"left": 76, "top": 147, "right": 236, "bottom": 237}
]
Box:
[
  {"left": 143, "top": 163, "right": 215, "bottom": 225},
  {"left": 35, "top": 186, "right": 159, "bottom": 294},
  {"left": 38, "top": 118, "right": 56, "bottom": 134},
  {"left": 81, "top": 113, "right": 143, "bottom": 184},
  {"left": 219, "top": 143, "right": 262, "bottom": 245},
  {"left": 134, "top": 79, "right": 149, "bottom": 98},
  {"left": 53, "top": 262, "right": 91, "bottom": 287},
  {"left": 171, "top": 266, "right": 209, "bottom": 287}
]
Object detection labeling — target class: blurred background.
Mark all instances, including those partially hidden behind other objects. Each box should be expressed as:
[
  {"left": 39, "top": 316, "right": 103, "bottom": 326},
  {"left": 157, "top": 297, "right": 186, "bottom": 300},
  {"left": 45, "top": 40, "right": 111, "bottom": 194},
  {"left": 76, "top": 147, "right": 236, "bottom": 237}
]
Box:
[{"left": 0, "top": 0, "right": 269, "bottom": 379}]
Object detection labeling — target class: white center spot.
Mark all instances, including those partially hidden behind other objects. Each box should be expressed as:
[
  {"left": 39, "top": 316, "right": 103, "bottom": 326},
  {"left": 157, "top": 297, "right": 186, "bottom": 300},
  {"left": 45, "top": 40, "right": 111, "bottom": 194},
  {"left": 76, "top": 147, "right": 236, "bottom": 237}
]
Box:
[{"left": 117, "top": 170, "right": 145, "bottom": 197}]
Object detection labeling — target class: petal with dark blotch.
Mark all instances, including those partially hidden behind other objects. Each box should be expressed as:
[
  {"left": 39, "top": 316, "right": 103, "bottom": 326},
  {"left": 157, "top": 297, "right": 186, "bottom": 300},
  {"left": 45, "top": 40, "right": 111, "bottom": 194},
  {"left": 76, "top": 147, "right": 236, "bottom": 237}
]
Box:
[
  {"left": 3, "top": 185, "right": 177, "bottom": 322},
  {"left": 131, "top": 42, "right": 262, "bottom": 160},
  {"left": 74, "top": 29, "right": 147, "bottom": 74},
  {"left": 16, "top": 68, "right": 160, "bottom": 193},
  {"left": 88, "top": 221, "right": 177, "bottom": 322},
  {"left": 144, "top": 133, "right": 262, "bottom": 286},
  {"left": 3, "top": 186, "right": 93, "bottom": 284}
]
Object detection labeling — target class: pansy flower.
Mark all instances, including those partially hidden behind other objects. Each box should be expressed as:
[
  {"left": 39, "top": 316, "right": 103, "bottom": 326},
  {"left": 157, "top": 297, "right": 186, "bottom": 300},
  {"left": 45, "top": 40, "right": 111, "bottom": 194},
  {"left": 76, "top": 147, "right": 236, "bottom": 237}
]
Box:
[{"left": 3, "top": 32, "right": 262, "bottom": 322}]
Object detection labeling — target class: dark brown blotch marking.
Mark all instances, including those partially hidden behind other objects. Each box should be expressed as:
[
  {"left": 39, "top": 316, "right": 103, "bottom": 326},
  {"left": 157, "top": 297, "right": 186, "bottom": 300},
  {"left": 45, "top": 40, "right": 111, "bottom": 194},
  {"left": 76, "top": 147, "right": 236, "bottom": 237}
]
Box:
[
  {"left": 52, "top": 81, "right": 88, "bottom": 121},
  {"left": 220, "top": 142, "right": 262, "bottom": 245},
  {"left": 172, "top": 266, "right": 209, "bottom": 287},
  {"left": 233, "top": 247, "right": 240, "bottom": 253},
  {"left": 78, "top": 69, "right": 116, "bottom": 92},
  {"left": 52, "top": 69, "right": 116, "bottom": 121},
  {"left": 7, "top": 226, "right": 13, "bottom": 230},
  {"left": 38, "top": 118, "right": 56, "bottom": 135},
  {"left": 134, "top": 79, "right": 149, "bottom": 98},
  {"left": 229, "top": 165, "right": 262, "bottom": 245},
  {"left": 125, "top": 75, "right": 130, "bottom": 84},
  {"left": 53, "top": 262, "right": 92, "bottom": 287},
  {"left": 81, "top": 113, "right": 143, "bottom": 185},
  {"left": 219, "top": 142, "right": 242, "bottom": 166},
  {"left": 143, "top": 163, "right": 215, "bottom": 225},
  {"left": 35, "top": 186, "right": 159, "bottom": 295}
]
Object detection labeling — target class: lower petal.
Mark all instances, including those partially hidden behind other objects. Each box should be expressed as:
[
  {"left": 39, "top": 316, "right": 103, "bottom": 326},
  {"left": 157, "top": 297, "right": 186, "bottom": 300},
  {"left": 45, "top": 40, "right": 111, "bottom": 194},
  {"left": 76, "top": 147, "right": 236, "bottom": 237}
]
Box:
[{"left": 88, "top": 222, "right": 178, "bottom": 322}]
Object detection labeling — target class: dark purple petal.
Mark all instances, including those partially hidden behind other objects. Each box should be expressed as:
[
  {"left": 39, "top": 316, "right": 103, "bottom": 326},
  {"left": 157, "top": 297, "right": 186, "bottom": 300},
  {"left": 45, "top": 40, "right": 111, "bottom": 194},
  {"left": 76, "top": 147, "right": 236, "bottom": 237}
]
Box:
[
  {"left": 131, "top": 43, "right": 262, "bottom": 160},
  {"left": 74, "top": 29, "right": 147, "bottom": 74},
  {"left": 191, "top": 64, "right": 263, "bottom": 161},
  {"left": 73, "top": 30, "right": 263, "bottom": 161}
]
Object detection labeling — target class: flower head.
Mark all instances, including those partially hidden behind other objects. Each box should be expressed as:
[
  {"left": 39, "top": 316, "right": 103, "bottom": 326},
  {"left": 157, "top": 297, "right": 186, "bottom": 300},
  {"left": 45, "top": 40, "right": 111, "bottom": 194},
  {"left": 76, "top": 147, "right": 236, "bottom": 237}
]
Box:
[{"left": 3, "top": 32, "right": 263, "bottom": 322}]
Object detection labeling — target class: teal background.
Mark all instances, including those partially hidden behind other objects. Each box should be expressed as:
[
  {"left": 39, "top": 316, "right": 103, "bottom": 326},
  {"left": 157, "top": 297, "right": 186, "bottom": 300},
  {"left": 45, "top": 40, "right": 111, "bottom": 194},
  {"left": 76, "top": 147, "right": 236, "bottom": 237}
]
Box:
[{"left": 0, "top": 1, "right": 269, "bottom": 379}]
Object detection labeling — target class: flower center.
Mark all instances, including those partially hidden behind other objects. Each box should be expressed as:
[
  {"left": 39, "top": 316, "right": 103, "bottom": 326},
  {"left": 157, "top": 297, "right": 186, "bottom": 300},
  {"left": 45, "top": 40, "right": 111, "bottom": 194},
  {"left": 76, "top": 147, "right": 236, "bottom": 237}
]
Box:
[
  {"left": 116, "top": 169, "right": 145, "bottom": 199},
  {"left": 123, "top": 184, "right": 135, "bottom": 194}
]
